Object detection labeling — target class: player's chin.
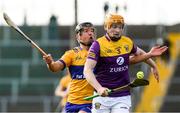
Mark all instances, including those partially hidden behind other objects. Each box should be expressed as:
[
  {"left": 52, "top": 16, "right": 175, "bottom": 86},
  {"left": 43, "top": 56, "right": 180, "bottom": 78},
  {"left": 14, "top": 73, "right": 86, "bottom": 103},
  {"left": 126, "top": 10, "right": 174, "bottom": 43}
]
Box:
[
  {"left": 81, "top": 41, "right": 93, "bottom": 47},
  {"left": 88, "top": 39, "right": 94, "bottom": 43},
  {"left": 114, "top": 34, "right": 121, "bottom": 37},
  {"left": 110, "top": 36, "right": 121, "bottom": 41}
]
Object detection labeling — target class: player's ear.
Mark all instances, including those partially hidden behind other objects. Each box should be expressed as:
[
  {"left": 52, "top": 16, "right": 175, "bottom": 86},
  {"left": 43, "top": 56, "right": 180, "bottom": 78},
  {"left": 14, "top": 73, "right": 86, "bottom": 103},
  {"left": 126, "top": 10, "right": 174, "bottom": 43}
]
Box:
[
  {"left": 76, "top": 32, "right": 81, "bottom": 37},
  {"left": 76, "top": 33, "right": 81, "bottom": 42},
  {"left": 75, "top": 33, "right": 79, "bottom": 39}
]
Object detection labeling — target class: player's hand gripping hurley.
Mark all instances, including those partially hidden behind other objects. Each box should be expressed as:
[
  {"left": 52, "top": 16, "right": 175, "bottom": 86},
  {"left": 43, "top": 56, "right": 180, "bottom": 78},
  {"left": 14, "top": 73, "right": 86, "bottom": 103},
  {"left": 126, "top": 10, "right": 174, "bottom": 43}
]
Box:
[
  {"left": 3, "top": 13, "right": 47, "bottom": 56},
  {"left": 84, "top": 78, "right": 149, "bottom": 100}
]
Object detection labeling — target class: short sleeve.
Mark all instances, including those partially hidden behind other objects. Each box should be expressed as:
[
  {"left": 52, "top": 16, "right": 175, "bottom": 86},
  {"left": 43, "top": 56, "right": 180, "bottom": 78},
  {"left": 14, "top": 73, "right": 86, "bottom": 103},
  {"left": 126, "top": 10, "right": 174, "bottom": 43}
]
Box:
[
  {"left": 130, "top": 44, "right": 137, "bottom": 54},
  {"left": 60, "top": 50, "right": 73, "bottom": 67},
  {"left": 87, "top": 41, "right": 100, "bottom": 61}
]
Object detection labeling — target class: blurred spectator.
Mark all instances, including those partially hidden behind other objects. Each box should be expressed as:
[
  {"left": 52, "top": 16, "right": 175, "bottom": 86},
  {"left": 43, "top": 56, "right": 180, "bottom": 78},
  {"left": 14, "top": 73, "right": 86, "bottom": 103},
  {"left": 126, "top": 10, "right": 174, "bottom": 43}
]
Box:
[
  {"left": 104, "top": 2, "right": 109, "bottom": 16},
  {"left": 115, "top": 4, "right": 119, "bottom": 13},
  {"left": 123, "top": 3, "right": 127, "bottom": 12},
  {"left": 48, "top": 14, "right": 59, "bottom": 39}
]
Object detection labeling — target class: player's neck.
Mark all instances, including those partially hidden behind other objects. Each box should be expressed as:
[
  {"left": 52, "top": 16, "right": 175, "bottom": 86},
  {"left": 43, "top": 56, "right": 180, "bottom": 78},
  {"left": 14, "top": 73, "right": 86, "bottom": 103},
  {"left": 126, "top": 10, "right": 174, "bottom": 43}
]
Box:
[{"left": 80, "top": 44, "right": 89, "bottom": 50}]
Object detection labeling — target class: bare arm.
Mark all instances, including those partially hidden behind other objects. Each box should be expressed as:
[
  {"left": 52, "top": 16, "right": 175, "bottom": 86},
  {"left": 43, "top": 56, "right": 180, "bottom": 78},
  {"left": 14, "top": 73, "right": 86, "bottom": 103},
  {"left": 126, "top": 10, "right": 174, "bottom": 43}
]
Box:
[
  {"left": 55, "top": 85, "right": 67, "bottom": 97},
  {"left": 55, "top": 83, "right": 70, "bottom": 97},
  {"left": 130, "top": 53, "right": 152, "bottom": 64},
  {"left": 131, "top": 46, "right": 168, "bottom": 82},
  {"left": 84, "top": 59, "right": 109, "bottom": 96},
  {"left": 130, "top": 46, "right": 168, "bottom": 64},
  {"left": 84, "top": 59, "right": 102, "bottom": 91},
  {"left": 43, "top": 54, "right": 64, "bottom": 72},
  {"left": 135, "top": 47, "right": 156, "bottom": 67}
]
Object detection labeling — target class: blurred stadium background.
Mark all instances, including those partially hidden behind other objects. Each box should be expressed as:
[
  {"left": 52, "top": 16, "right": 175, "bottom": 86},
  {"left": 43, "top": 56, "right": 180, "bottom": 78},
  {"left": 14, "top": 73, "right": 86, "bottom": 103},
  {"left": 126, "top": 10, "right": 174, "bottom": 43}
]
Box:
[{"left": 0, "top": 0, "right": 180, "bottom": 112}]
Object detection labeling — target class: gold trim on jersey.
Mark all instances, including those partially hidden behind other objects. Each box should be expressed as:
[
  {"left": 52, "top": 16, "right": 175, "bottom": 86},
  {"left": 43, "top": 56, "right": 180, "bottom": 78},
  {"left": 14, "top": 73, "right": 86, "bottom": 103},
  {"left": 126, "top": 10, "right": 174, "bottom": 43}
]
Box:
[{"left": 97, "top": 36, "right": 134, "bottom": 57}]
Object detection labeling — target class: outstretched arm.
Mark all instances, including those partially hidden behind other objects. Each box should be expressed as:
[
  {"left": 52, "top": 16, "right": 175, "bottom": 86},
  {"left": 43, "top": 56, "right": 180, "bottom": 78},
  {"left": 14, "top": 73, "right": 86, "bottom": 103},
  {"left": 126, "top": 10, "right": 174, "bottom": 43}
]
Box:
[
  {"left": 130, "top": 46, "right": 168, "bottom": 64},
  {"left": 130, "top": 46, "right": 168, "bottom": 82},
  {"left": 43, "top": 54, "right": 65, "bottom": 72}
]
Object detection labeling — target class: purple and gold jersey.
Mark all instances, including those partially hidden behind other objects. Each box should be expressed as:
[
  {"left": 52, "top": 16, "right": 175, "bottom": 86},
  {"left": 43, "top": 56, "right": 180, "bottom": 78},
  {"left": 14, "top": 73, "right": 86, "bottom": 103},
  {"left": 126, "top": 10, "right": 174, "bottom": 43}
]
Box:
[
  {"left": 87, "top": 35, "right": 137, "bottom": 97},
  {"left": 59, "top": 47, "right": 94, "bottom": 104}
]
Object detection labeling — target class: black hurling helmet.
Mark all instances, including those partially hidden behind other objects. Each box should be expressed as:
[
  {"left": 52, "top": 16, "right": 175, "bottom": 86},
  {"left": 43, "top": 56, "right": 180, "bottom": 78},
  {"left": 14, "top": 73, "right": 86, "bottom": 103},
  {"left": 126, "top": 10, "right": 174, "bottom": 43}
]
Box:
[{"left": 75, "top": 22, "right": 95, "bottom": 34}]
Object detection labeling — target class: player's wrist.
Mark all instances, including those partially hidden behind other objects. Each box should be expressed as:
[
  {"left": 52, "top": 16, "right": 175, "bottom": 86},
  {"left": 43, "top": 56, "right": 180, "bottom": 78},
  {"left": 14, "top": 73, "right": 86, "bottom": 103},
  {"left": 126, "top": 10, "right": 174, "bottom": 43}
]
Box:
[
  {"left": 147, "top": 52, "right": 152, "bottom": 58},
  {"left": 47, "top": 60, "right": 53, "bottom": 65}
]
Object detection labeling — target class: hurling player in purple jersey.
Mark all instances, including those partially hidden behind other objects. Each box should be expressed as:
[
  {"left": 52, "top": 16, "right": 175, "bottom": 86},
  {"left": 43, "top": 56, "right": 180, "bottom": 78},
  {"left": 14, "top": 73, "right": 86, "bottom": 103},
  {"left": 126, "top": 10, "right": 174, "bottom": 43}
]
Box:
[{"left": 84, "top": 13, "right": 167, "bottom": 113}]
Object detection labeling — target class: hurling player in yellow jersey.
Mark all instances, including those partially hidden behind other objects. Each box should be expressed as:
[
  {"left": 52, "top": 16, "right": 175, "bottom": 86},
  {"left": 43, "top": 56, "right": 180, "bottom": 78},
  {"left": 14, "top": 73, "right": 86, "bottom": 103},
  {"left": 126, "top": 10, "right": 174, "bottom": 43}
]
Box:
[
  {"left": 55, "top": 69, "right": 71, "bottom": 112},
  {"left": 43, "top": 22, "right": 96, "bottom": 113},
  {"left": 84, "top": 14, "right": 167, "bottom": 113}
]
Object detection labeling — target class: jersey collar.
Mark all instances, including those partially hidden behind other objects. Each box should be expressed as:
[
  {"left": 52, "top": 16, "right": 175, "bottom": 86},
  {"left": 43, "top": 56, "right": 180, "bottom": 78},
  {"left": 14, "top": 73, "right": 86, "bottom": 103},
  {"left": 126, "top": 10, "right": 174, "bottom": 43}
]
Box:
[{"left": 105, "top": 33, "right": 111, "bottom": 41}]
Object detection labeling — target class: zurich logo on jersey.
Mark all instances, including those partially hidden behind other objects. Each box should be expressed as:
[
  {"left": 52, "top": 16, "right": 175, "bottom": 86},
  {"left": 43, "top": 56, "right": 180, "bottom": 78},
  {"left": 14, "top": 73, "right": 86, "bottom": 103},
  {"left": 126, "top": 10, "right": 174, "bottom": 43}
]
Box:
[{"left": 116, "top": 57, "right": 124, "bottom": 65}]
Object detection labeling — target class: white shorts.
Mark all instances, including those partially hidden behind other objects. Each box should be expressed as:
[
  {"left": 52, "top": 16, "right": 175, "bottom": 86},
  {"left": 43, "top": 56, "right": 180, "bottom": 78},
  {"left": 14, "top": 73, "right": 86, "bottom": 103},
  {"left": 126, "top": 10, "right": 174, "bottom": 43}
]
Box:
[{"left": 92, "top": 94, "right": 131, "bottom": 113}]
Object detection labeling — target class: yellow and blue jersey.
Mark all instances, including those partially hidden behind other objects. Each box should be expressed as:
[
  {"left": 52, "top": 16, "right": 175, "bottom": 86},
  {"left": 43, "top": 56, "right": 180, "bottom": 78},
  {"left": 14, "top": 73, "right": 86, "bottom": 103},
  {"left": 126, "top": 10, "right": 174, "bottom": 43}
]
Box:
[
  {"left": 87, "top": 35, "right": 137, "bottom": 97},
  {"left": 59, "top": 47, "right": 94, "bottom": 104},
  {"left": 59, "top": 74, "right": 71, "bottom": 106}
]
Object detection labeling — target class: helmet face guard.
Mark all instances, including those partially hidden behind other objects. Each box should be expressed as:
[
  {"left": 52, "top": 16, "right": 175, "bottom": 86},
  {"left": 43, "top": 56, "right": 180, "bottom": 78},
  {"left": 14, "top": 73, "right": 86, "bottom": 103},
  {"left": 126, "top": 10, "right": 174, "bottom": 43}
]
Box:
[
  {"left": 75, "top": 22, "right": 95, "bottom": 34},
  {"left": 104, "top": 14, "right": 124, "bottom": 29}
]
